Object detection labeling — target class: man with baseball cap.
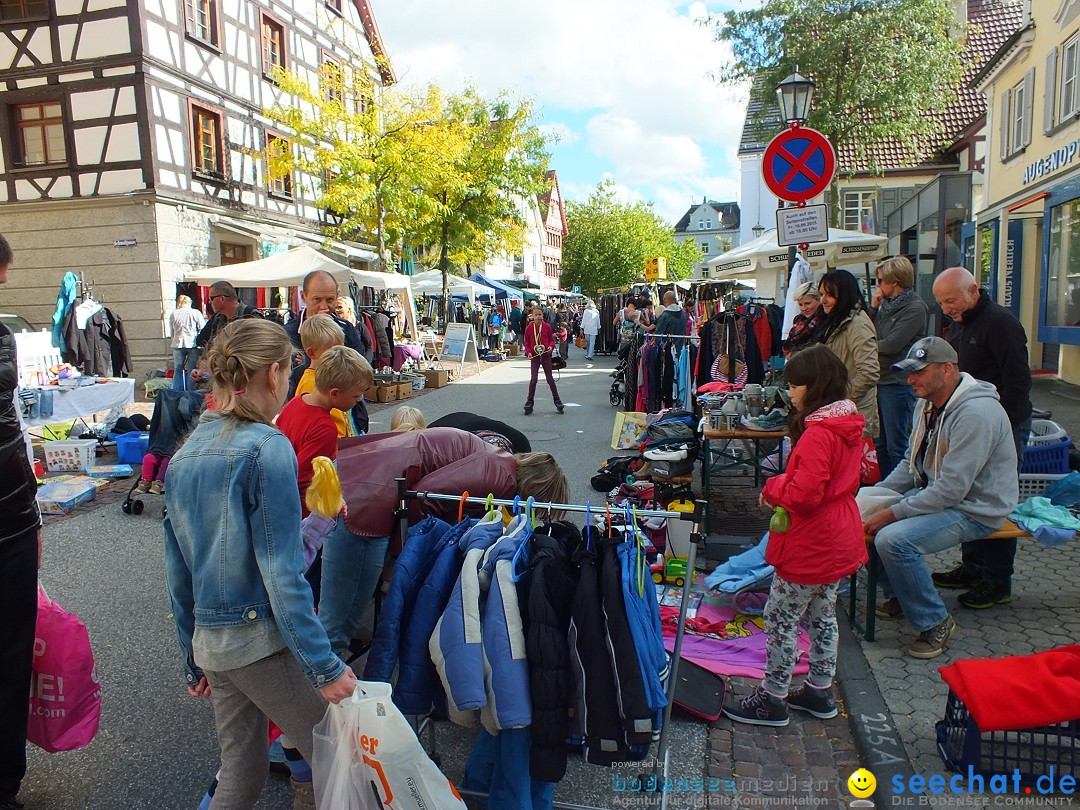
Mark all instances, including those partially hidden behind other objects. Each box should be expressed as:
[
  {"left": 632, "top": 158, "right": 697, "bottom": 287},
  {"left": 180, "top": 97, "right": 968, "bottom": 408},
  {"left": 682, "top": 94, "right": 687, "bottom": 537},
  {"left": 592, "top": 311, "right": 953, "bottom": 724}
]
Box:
[{"left": 861, "top": 337, "right": 1019, "bottom": 658}]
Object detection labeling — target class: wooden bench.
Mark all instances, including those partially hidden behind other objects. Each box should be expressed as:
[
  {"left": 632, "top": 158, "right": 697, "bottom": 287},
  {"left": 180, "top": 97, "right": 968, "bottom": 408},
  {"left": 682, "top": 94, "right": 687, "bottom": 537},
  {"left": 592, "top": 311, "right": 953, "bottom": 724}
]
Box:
[{"left": 849, "top": 520, "right": 1032, "bottom": 641}]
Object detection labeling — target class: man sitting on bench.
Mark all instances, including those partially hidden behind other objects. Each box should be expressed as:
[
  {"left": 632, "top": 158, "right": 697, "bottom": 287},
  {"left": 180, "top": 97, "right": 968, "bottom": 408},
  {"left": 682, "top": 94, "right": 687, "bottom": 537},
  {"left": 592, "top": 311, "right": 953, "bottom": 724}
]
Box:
[{"left": 862, "top": 337, "right": 1019, "bottom": 659}]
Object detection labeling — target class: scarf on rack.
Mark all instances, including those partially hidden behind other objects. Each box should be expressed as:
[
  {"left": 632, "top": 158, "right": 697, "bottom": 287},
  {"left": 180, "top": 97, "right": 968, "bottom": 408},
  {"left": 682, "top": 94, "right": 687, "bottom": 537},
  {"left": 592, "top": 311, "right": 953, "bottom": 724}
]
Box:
[{"left": 876, "top": 287, "right": 918, "bottom": 318}]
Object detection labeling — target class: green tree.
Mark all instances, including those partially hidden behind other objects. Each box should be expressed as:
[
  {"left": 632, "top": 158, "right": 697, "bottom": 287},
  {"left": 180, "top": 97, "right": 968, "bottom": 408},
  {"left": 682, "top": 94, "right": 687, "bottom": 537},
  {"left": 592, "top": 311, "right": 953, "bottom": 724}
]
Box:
[
  {"left": 412, "top": 87, "right": 550, "bottom": 314},
  {"left": 715, "top": 0, "right": 965, "bottom": 225},
  {"left": 561, "top": 181, "right": 702, "bottom": 294},
  {"left": 265, "top": 64, "right": 462, "bottom": 269}
]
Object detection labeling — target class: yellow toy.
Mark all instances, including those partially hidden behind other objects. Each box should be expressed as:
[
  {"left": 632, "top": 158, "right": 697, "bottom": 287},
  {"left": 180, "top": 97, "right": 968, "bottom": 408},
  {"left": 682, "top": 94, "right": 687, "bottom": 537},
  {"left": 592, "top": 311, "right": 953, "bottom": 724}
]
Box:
[{"left": 300, "top": 457, "right": 345, "bottom": 571}]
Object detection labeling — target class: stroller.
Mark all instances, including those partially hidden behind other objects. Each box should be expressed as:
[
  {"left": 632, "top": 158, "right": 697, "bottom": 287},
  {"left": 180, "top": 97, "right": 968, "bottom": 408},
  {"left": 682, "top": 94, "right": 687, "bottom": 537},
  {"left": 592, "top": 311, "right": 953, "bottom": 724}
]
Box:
[
  {"left": 609, "top": 344, "right": 631, "bottom": 406},
  {"left": 122, "top": 388, "right": 206, "bottom": 515}
]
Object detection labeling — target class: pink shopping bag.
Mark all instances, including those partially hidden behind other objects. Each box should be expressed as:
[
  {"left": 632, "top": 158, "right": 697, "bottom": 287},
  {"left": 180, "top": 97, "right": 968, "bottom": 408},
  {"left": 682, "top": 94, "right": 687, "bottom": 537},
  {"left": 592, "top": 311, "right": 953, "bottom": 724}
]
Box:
[{"left": 27, "top": 586, "right": 101, "bottom": 752}]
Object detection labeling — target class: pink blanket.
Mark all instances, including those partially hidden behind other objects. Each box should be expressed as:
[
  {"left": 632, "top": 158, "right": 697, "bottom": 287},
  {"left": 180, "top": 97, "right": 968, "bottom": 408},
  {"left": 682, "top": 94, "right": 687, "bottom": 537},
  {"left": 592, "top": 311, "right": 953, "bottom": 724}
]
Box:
[{"left": 662, "top": 602, "right": 810, "bottom": 679}]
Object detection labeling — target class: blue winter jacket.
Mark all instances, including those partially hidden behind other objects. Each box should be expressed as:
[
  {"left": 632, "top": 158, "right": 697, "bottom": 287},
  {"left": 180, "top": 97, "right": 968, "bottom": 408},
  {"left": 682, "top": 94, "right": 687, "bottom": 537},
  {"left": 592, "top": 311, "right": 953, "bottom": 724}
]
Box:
[
  {"left": 393, "top": 517, "right": 482, "bottom": 714},
  {"left": 432, "top": 513, "right": 531, "bottom": 728},
  {"left": 618, "top": 536, "right": 669, "bottom": 723},
  {"left": 364, "top": 516, "right": 451, "bottom": 683}
]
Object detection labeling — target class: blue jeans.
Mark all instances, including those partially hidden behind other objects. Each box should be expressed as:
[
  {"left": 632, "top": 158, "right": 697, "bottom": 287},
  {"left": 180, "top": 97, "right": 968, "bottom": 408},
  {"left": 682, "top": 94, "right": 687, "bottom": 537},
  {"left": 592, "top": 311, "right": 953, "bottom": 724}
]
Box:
[
  {"left": 318, "top": 519, "right": 389, "bottom": 657},
  {"left": 172, "top": 347, "right": 200, "bottom": 390},
  {"left": 875, "top": 508, "right": 997, "bottom": 631},
  {"left": 876, "top": 383, "right": 915, "bottom": 478},
  {"left": 958, "top": 417, "right": 1031, "bottom": 589},
  {"left": 585, "top": 333, "right": 596, "bottom": 358}
]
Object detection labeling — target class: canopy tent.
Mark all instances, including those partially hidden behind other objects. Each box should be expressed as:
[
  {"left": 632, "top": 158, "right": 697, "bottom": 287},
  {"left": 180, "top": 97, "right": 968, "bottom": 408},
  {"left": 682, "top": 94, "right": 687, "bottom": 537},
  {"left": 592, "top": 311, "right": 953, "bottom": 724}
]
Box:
[
  {"left": 706, "top": 227, "right": 888, "bottom": 279},
  {"left": 469, "top": 273, "right": 524, "bottom": 302},
  {"left": 185, "top": 245, "right": 419, "bottom": 338},
  {"left": 408, "top": 270, "right": 497, "bottom": 304}
]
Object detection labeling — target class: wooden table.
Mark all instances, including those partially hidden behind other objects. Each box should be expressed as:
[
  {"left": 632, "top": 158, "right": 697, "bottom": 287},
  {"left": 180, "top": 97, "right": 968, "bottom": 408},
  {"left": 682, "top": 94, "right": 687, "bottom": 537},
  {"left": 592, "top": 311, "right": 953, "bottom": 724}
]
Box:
[{"left": 700, "top": 426, "right": 787, "bottom": 534}]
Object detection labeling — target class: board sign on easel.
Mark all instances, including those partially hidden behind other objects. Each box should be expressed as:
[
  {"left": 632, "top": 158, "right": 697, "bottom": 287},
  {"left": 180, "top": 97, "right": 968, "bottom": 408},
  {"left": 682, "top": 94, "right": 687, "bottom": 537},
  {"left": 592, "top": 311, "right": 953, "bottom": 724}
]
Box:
[{"left": 438, "top": 323, "right": 481, "bottom": 376}]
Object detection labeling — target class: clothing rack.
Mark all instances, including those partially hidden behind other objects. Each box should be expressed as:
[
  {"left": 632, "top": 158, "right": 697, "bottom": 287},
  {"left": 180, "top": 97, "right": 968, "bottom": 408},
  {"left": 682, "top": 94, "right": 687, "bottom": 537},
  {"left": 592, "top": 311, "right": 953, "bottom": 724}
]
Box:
[{"left": 394, "top": 479, "right": 704, "bottom": 810}]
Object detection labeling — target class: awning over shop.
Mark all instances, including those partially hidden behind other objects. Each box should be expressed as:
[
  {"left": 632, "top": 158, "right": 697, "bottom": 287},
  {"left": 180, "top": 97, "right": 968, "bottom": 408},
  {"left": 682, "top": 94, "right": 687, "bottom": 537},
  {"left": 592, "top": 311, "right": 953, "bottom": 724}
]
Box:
[
  {"left": 706, "top": 227, "right": 887, "bottom": 279},
  {"left": 409, "top": 270, "right": 497, "bottom": 304},
  {"left": 211, "top": 214, "right": 378, "bottom": 263},
  {"left": 469, "top": 273, "right": 524, "bottom": 302},
  {"left": 185, "top": 245, "right": 418, "bottom": 337}
]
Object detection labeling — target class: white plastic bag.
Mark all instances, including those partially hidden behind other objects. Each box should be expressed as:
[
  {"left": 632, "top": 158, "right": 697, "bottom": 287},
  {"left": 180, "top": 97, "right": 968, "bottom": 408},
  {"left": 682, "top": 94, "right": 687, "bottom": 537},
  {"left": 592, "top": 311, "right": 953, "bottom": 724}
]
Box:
[{"left": 312, "top": 681, "right": 466, "bottom": 810}]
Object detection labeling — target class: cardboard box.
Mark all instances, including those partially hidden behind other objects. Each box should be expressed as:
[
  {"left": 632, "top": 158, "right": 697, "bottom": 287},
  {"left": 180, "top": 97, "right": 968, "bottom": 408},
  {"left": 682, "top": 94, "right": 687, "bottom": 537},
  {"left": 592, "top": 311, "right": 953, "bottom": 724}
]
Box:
[
  {"left": 375, "top": 384, "right": 398, "bottom": 403},
  {"left": 507, "top": 343, "right": 520, "bottom": 357},
  {"left": 364, "top": 383, "right": 379, "bottom": 401},
  {"left": 37, "top": 478, "right": 97, "bottom": 514},
  {"left": 86, "top": 464, "right": 134, "bottom": 479},
  {"left": 396, "top": 382, "right": 413, "bottom": 400},
  {"left": 422, "top": 369, "right": 449, "bottom": 389}
]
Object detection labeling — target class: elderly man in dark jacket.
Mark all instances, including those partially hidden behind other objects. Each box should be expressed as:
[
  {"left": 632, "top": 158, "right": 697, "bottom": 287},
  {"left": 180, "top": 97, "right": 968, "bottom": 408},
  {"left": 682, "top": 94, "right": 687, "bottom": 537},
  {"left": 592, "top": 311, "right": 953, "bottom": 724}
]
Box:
[{"left": 0, "top": 234, "right": 41, "bottom": 810}]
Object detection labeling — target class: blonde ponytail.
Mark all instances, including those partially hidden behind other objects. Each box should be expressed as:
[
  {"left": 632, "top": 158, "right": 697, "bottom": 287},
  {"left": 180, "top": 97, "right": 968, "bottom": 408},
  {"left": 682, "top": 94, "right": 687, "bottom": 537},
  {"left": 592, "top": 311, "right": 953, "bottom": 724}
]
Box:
[{"left": 205, "top": 319, "right": 292, "bottom": 424}]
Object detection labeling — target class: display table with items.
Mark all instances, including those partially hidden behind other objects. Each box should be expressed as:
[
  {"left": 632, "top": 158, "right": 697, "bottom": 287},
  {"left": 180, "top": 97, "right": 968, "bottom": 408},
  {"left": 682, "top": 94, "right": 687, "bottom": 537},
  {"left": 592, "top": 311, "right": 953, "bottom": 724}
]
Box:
[{"left": 21, "top": 378, "right": 136, "bottom": 429}]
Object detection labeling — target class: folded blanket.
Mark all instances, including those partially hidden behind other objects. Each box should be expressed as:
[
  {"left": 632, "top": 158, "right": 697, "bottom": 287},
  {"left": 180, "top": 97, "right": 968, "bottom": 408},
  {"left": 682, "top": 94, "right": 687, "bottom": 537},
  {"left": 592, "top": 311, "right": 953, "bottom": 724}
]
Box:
[
  {"left": 939, "top": 645, "right": 1080, "bottom": 732},
  {"left": 1010, "top": 496, "right": 1080, "bottom": 536}
]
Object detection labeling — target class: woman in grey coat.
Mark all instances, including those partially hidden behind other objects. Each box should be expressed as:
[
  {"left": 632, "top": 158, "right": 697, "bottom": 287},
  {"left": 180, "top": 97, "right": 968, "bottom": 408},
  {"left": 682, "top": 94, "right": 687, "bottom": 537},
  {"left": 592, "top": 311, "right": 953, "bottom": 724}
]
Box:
[{"left": 868, "top": 256, "right": 928, "bottom": 477}]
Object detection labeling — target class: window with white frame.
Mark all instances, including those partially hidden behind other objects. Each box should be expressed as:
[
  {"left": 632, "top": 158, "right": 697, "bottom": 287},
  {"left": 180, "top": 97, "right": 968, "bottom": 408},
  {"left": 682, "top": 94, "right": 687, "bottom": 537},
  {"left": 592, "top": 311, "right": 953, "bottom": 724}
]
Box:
[
  {"left": 842, "top": 190, "right": 877, "bottom": 232},
  {"left": 697, "top": 221, "right": 704, "bottom": 230},
  {"left": 701, "top": 241, "right": 710, "bottom": 254},
  {"left": 1062, "top": 35, "right": 1079, "bottom": 121},
  {"left": 1012, "top": 77, "right": 1027, "bottom": 152}
]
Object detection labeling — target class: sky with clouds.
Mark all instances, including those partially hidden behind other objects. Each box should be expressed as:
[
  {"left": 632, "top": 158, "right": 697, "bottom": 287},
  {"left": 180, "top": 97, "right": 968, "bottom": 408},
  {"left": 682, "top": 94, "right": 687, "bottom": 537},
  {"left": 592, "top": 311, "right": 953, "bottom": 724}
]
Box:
[{"left": 372, "top": 1, "right": 749, "bottom": 225}]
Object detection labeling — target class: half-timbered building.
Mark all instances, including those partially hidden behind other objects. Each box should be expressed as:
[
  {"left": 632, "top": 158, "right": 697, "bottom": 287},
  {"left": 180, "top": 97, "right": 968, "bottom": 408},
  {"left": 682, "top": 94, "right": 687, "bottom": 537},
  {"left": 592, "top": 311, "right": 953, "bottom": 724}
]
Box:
[{"left": 0, "top": 0, "right": 394, "bottom": 374}]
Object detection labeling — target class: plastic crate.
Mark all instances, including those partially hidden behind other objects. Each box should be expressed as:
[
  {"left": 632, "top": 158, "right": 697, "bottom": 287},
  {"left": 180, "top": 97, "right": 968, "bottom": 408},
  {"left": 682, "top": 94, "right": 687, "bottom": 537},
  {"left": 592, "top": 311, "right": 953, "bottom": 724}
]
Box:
[
  {"left": 114, "top": 432, "right": 150, "bottom": 465},
  {"left": 1028, "top": 419, "right": 1068, "bottom": 446},
  {"left": 43, "top": 438, "right": 98, "bottom": 472},
  {"left": 1018, "top": 473, "right": 1070, "bottom": 500},
  {"left": 936, "top": 691, "right": 1080, "bottom": 784},
  {"left": 1021, "top": 438, "right": 1073, "bottom": 474}
]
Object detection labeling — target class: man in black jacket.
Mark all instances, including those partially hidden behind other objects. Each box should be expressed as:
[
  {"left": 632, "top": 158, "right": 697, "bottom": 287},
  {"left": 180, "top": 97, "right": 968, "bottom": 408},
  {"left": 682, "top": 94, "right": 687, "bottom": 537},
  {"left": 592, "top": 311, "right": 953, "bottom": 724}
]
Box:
[
  {"left": 194, "top": 280, "right": 264, "bottom": 351},
  {"left": 0, "top": 233, "right": 41, "bottom": 810},
  {"left": 931, "top": 266, "right": 1033, "bottom": 610}
]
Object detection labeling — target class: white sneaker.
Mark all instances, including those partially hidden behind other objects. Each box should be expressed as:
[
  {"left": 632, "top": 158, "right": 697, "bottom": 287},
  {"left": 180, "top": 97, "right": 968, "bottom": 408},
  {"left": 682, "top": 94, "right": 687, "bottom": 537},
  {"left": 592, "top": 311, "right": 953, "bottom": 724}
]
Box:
[{"left": 645, "top": 445, "right": 689, "bottom": 462}]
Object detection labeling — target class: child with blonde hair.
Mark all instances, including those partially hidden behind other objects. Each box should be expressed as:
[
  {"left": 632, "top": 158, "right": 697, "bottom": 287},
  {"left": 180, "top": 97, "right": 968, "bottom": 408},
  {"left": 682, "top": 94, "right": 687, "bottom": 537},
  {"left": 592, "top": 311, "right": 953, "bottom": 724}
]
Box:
[
  {"left": 390, "top": 405, "right": 427, "bottom": 431},
  {"left": 293, "top": 314, "right": 356, "bottom": 437}
]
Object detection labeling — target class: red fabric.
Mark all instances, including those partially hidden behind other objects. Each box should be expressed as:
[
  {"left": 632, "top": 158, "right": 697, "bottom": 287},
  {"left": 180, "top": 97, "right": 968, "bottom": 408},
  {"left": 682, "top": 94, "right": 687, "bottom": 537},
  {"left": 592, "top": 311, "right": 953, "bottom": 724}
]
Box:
[
  {"left": 761, "top": 409, "right": 867, "bottom": 584},
  {"left": 940, "top": 646, "right": 1080, "bottom": 732},
  {"left": 859, "top": 436, "right": 881, "bottom": 485},
  {"left": 523, "top": 319, "right": 555, "bottom": 355},
  {"left": 276, "top": 395, "right": 339, "bottom": 518},
  {"left": 738, "top": 304, "right": 773, "bottom": 360}
]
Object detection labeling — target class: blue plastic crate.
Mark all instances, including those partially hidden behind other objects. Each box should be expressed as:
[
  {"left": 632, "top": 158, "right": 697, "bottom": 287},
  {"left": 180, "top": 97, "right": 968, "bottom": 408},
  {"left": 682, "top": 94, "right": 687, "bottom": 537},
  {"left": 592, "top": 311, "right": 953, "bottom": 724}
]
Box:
[
  {"left": 1021, "top": 438, "right": 1072, "bottom": 475},
  {"left": 936, "top": 691, "right": 1080, "bottom": 784},
  {"left": 113, "top": 432, "right": 149, "bottom": 465}
]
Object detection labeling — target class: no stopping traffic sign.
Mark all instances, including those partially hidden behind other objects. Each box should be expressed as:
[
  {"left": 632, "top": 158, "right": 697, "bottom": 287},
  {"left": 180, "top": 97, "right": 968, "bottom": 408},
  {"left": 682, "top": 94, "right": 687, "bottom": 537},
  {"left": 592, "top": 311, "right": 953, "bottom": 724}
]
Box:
[{"left": 762, "top": 126, "right": 836, "bottom": 204}]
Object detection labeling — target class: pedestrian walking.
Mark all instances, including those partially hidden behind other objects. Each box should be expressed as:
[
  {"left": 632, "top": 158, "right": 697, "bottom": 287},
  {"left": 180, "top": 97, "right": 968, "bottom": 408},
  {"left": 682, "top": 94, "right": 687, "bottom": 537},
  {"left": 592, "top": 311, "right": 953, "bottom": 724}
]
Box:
[
  {"left": 169, "top": 294, "right": 205, "bottom": 390},
  {"left": 722, "top": 345, "right": 867, "bottom": 726},
  {"left": 522, "top": 306, "right": 564, "bottom": 415},
  {"left": 0, "top": 233, "right": 41, "bottom": 810},
  {"left": 163, "top": 318, "right": 357, "bottom": 809},
  {"left": 580, "top": 300, "right": 600, "bottom": 360}
]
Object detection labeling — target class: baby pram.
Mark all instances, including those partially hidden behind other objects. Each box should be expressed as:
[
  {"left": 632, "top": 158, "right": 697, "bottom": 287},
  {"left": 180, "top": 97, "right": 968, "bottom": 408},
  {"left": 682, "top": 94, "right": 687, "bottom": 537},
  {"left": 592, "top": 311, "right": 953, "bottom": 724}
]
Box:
[
  {"left": 609, "top": 348, "right": 631, "bottom": 406},
  {"left": 122, "top": 388, "right": 206, "bottom": 515}
]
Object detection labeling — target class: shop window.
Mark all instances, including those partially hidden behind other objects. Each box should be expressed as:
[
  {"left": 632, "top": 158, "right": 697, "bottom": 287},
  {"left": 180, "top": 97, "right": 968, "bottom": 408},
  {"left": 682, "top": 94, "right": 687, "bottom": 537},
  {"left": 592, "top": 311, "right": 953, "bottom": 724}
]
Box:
[
  {"left": 221, "top": 242, "right": 251, "bottom": 264},
  {"left": 14, "top": 101, "right": 65, "bottom": 166},
  {"left": 1047, "top": 200, "right": 1080, "bottom": 328}
]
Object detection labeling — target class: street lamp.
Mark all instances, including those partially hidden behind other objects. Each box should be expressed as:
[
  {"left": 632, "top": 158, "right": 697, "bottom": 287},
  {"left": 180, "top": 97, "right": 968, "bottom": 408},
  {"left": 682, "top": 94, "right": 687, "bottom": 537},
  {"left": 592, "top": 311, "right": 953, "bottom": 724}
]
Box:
[
  {"left": 776, "top": 70, "right": 815, "bottom": 126},
  {"left": 752, "top": 224, "right": 765, "bottom": 239}
]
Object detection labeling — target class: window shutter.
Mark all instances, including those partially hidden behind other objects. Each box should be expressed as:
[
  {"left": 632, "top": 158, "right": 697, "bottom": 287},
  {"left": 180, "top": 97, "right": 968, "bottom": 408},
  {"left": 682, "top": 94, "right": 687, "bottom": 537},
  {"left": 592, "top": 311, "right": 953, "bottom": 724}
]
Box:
[
  {"left": 1000, "top": 89, "right": 1011, "bottom": 159},
  {"left": 1022, "top": 68, "right": 1035, "bottom": 147},
  {"left": 1046, "top": 47, "right": 1059, "bottom": 133}
]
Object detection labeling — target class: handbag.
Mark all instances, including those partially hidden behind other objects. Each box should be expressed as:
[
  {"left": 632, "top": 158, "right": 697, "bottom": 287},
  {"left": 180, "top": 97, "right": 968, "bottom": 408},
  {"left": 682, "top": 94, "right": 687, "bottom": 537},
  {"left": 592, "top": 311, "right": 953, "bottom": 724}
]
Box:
[
  {"left": 550, "top": 353, "right": 567, "bottom": 371},
  {"left": 859, "top": 436, "right": 881, "bottom": 486},
  {"left": 312, "top": 682, "right": 466, "bottom": 810},
  {"left": 28, "top": 586, "right": 102, "bottom": 753},
  {"left": 575, "top": 336, "right": 587, "bottom": 349}
]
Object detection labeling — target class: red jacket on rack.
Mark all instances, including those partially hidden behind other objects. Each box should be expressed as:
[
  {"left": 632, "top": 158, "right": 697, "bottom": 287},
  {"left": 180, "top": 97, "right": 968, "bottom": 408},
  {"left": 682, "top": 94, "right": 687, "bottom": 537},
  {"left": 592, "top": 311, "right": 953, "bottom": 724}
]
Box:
[{"left": 761, "top": 401, "right": 867, "bottom": 585}]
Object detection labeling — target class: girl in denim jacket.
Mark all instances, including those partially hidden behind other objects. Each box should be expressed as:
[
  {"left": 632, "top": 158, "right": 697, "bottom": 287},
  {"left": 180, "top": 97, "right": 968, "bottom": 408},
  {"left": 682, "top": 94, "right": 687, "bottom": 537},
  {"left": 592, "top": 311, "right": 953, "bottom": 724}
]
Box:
[{"left": 163, "top": 319, "right": 356, "bottom": 808}]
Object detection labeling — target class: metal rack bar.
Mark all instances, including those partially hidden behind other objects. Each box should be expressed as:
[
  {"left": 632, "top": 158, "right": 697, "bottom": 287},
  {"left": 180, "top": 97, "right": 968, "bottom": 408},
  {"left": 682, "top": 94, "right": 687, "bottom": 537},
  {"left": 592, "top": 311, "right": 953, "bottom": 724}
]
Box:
[{"left": 394, "top": 478, "right": 707, "bottom": 809}]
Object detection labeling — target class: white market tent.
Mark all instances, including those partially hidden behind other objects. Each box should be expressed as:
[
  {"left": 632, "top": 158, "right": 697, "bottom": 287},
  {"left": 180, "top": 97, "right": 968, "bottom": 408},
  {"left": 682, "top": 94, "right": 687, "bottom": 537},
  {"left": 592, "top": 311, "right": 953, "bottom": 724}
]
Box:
[
  {"left": 706, "top": 227, "right": 888, "bottom": 279},
  {"left": 186, "top": 245, "right": 419, "bottom": 338},
  {"left": 408, "top": 269, "right": 497, "bottom": 304}
]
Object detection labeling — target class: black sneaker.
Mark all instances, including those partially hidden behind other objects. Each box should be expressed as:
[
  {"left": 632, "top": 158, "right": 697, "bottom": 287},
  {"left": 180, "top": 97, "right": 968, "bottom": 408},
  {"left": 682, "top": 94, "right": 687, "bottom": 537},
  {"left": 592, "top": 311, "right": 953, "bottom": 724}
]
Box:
[
  {"left": 907, "top": 615, "right": 956, "bottom": 659},
  {"left": 524, "top": 405, "right": 533, "bottom": 415},
  {"left": 875, "top": 597, "right": 904, "bottom": 619},
  {"left": 957, "top": 580, "right": 1012, "bottom": 610},
  {"left": 931, "top": 563, "right": 978, "bottom": 589},
  {"left": 721, "top": 686, "right": 789, "bottom": 727},
  {"left": 556, "top": 403, "right": 565, "bottom": 414},
  {"left": 787, "top": 683, "right": 838, "bottom": 719}
]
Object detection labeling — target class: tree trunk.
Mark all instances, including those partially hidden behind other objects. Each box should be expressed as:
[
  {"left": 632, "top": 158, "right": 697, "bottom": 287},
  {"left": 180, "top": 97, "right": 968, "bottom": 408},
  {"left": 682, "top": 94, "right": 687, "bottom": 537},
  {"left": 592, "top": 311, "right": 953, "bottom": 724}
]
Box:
[
  {"left": 376, "top": 196, "right": 387, "bottom": 272},
  {"left": 440, "top": 218, "right": 450, "bottom": 326}
]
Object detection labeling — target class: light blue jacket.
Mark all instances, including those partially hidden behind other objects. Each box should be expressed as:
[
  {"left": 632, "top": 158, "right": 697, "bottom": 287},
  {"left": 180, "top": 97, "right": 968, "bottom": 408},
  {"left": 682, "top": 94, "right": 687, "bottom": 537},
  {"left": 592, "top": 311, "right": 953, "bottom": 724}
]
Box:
[{"left": 163, "top": 411, "right": 346, "bottom": 689}]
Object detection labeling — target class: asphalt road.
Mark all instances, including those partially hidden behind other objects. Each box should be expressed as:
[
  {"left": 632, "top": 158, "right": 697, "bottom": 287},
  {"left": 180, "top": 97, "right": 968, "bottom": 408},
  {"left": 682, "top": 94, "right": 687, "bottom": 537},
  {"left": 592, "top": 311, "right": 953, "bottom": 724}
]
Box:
[{"left": 22, "top": 348, "right": 706, "bottom": 809}]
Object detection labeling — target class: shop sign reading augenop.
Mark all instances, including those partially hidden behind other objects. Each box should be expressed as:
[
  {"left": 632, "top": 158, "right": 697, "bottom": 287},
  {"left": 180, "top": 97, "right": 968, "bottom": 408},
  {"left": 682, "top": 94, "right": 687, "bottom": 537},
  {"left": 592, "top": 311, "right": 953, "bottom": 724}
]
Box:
[{"left": 1022, "top": 139, "right": 1080, "bottom": 184}]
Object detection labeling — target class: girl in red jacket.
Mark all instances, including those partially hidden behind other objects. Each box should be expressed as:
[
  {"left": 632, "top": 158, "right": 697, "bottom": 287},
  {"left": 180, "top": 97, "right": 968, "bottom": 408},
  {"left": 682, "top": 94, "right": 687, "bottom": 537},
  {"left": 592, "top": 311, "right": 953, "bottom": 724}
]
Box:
[
  {"left": 723, "top": 345, "right": 867, "bottom": 727},
  {"left": 522, "top": 305, "right": 564, "bottom": 415}
]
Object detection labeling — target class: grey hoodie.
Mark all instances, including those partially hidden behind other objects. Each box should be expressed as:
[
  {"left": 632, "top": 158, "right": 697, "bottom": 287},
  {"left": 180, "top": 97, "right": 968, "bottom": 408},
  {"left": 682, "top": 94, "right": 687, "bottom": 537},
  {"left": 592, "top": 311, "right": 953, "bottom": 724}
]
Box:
[{"left": 879, "top": 373, "right": 1018, "bottom": 527}]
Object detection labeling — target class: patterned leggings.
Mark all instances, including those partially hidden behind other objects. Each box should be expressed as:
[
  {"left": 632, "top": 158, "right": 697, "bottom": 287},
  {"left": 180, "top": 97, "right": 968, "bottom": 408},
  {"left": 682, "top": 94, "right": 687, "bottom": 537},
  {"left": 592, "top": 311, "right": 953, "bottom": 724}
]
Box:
[{"left": 763, "top": 575, "right": 842, "bottom": 697}]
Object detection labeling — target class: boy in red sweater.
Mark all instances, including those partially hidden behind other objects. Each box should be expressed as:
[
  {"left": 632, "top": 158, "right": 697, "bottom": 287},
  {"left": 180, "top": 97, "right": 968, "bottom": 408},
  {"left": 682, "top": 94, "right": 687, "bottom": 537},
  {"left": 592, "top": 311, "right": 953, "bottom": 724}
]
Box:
[{"left": 278, "top": 345, "right": 372, "bottom": 516}]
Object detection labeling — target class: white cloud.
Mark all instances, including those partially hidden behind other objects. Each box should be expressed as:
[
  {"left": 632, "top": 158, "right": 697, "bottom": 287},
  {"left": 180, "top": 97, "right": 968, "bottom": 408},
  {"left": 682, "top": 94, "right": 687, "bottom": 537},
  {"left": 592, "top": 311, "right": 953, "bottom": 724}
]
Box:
[
  {"left": 374, "top": 0, "right": 749, "bottom": 222},
  {"left": 538, "top": 122, "right": 579, "bottom": 145}
]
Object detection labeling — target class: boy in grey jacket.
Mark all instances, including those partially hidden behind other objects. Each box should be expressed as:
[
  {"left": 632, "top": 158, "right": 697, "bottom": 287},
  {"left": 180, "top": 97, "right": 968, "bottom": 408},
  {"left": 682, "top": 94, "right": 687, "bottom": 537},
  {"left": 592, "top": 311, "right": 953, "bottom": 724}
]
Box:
[{"left": 862, "top": 337, "right": 1018, "bottom": 659}]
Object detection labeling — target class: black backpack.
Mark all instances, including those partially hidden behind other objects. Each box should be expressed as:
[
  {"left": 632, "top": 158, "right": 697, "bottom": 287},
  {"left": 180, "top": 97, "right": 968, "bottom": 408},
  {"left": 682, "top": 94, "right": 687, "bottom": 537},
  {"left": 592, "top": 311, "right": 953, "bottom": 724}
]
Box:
[{"left": 591, "top": 455, "right": 637, "bottom": 492}]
